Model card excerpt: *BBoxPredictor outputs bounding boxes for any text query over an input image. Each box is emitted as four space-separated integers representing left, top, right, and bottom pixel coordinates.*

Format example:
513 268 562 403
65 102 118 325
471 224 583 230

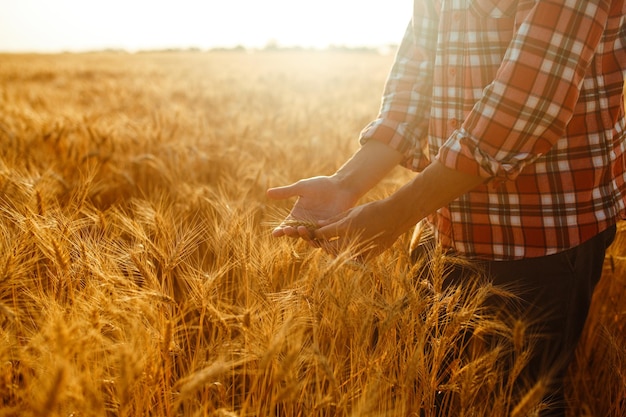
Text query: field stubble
0 51 623 416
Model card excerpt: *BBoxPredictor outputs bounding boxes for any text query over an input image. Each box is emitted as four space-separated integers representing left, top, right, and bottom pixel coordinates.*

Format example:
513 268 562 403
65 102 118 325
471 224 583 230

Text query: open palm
266 176 358 239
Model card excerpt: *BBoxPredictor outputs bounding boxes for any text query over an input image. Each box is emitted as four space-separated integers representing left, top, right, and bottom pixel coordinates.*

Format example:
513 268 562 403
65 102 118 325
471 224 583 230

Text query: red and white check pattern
360 0 626 260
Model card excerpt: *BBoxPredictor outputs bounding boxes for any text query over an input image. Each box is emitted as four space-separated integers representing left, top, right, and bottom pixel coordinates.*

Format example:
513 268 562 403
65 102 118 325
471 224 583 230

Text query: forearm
311 160 484 257
332 140 404 201
383 160 485 233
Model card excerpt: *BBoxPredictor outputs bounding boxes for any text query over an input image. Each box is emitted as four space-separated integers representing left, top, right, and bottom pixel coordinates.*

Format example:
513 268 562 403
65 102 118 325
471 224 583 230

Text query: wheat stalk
0 51 621 417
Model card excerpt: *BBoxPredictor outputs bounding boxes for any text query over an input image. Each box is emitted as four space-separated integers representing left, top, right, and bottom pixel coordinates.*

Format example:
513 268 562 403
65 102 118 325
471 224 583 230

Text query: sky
0 0 412 53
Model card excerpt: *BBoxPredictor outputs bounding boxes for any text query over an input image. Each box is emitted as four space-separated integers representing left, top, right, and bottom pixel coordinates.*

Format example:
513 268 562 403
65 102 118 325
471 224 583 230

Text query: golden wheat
0 51 623 417
280 218 320 231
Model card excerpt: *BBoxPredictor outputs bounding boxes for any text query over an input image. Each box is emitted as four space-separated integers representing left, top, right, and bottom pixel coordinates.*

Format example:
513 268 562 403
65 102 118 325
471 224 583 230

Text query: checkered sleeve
359 2 439 171
437 0 614 181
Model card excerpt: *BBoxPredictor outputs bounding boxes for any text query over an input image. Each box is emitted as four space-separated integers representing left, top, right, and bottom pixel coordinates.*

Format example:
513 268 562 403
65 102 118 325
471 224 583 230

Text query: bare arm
313 160 484 258
332 140 404 198
385 160 485 232
267 140 404 238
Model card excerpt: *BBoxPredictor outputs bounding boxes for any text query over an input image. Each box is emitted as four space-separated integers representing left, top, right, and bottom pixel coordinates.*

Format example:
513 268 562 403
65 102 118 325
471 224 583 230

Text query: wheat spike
281 218 320 230
511 379 547 417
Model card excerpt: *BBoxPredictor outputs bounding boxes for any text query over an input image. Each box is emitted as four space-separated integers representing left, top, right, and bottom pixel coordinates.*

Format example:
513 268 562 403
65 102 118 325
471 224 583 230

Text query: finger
271 223 299 238
313 209 348 239
304 230 323 249
273 216 317 238
281 225 303 239
313 222 342 241
317 212 345 227
266 182 300 200
272 228 302 239
296 225 316 241
311 222 343 255
271 227 286 238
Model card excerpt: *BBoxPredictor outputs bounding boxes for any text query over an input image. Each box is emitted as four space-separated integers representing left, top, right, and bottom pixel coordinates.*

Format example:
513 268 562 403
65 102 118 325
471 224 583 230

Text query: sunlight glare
0 0 412 52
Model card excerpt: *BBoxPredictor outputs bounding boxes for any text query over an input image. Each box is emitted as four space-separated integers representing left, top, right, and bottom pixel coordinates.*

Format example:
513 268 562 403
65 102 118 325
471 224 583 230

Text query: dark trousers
415 225 617 416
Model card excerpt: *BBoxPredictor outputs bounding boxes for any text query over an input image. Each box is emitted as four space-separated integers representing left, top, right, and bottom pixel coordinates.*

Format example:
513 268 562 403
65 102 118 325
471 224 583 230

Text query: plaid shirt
360 0 626 260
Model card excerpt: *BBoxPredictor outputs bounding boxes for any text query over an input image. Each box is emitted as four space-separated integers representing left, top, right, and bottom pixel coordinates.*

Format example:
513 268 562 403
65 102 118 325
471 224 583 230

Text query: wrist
380 183 427 236
332 140 404 200
329 172 364 204
326 174 362 209
387 161 485 231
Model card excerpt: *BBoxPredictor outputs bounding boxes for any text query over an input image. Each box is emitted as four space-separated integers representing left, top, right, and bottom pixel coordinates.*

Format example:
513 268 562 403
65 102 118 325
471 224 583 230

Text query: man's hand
313 161 485 260
266 140 404 248
313 198 407 260
266 176 358 241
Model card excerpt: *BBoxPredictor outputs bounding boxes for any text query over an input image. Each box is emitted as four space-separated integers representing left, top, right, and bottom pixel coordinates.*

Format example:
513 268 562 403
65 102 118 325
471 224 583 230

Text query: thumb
313 213 346 240
266 182 301 200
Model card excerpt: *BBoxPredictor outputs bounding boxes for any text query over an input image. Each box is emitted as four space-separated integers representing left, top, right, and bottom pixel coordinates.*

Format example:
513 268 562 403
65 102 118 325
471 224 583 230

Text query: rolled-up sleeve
437 0 613 181
359 3 439 171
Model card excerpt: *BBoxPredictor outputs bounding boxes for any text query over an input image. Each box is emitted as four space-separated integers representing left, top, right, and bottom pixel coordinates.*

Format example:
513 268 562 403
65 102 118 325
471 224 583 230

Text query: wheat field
0 51 624 417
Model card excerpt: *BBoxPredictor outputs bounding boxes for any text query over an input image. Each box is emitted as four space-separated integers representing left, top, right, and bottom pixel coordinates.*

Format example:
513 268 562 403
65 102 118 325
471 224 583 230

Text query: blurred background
0 0 411 53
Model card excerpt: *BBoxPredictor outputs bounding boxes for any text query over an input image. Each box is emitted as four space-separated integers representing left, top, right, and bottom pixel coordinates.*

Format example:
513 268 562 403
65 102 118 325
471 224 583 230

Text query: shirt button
449 68 456 77
449 118 459 129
